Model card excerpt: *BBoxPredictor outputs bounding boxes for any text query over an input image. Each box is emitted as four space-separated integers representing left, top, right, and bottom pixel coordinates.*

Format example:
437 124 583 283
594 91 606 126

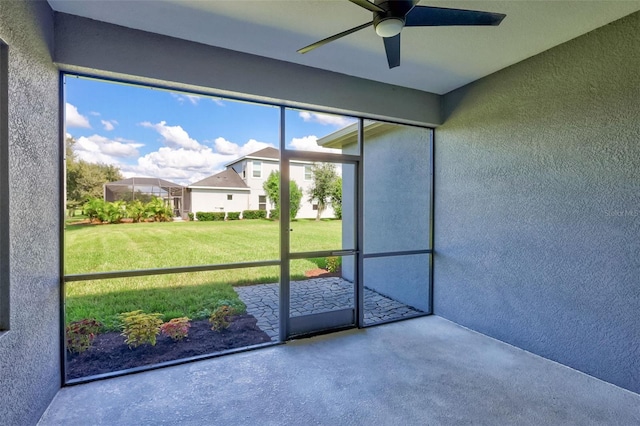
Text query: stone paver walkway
234 277 424 340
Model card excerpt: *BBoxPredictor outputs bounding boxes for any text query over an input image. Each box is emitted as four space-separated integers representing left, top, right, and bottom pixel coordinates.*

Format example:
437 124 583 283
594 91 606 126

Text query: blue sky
64 76 354 184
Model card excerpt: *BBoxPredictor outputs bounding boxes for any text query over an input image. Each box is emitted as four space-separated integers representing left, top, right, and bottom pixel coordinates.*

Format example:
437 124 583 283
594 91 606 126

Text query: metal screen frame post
356 119 365 327
279 106 290 341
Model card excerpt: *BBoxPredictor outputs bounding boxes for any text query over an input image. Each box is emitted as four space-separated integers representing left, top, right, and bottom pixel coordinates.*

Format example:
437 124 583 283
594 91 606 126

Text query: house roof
317 122 396 148
225 146 279 167
189 169 249 189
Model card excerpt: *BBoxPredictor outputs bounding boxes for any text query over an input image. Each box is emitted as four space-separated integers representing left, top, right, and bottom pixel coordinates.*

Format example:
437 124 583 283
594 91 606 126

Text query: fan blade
405 6 506 27
348 0 385 13
298 21 373 54
387 0 417 16
383 34 400 69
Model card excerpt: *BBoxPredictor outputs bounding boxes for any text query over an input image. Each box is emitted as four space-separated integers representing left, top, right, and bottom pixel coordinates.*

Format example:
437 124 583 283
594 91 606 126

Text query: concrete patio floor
39 316 640 425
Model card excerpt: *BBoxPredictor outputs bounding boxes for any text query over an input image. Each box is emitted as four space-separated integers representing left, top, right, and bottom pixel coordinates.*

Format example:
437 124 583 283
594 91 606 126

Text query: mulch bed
304 268 342 278
66 314 271 380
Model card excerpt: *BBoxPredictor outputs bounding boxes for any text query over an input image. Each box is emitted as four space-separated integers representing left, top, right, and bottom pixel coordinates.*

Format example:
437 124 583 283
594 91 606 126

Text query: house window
252 160 262 178
259 195 267 211
227 194 233 201
312 204 318 211
0 41 8 331
304 165 312 181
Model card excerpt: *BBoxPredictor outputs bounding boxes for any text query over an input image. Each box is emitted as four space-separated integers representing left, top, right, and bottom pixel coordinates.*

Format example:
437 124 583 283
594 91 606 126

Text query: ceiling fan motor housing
373 0 415 37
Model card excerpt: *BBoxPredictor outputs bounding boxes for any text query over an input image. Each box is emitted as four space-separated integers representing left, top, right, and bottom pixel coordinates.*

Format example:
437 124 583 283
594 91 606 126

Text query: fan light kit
298 0 506 69
375 17 404 37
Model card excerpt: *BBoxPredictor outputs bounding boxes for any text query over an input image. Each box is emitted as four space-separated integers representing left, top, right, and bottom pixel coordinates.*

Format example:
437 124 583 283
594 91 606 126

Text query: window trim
0 40 9 332
252 160 262 178
304 164 312 181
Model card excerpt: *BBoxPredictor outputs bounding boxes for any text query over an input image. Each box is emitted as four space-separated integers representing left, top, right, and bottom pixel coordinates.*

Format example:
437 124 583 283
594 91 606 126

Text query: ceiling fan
298 0 506 69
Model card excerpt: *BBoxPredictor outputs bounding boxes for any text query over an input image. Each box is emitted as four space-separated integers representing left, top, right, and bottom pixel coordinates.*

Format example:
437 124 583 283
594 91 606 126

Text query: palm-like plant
126 200 146 223
145 197 173 222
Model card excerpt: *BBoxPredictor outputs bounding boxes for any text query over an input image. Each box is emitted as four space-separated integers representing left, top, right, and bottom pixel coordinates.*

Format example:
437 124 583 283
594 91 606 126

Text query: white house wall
190 189 249 216
246 159 278 211
292 161 335 219
227 158 335 219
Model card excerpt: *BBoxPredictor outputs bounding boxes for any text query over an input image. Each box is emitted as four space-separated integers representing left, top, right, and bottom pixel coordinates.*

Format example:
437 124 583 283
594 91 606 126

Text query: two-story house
187 147 334 219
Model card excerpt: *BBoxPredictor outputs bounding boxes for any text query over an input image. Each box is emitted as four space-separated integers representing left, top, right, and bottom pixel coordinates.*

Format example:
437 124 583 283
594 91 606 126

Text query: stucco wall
0 1 60 424
435 12 640 393
340 124 431 313
362 125 431 311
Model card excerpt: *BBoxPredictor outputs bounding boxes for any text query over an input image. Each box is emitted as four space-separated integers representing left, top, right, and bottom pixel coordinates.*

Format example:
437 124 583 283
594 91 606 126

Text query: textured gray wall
53 13 441 127
435 12 640 393
340 125 431 313
362 125 431 311
0 1 61 425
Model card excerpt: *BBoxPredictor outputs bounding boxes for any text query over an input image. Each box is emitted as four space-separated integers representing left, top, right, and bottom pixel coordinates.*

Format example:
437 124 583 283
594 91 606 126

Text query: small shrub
326 256 340 273
127 200 146 223
269 209 279 220
195 211 224 221
66 318 102 354
188 212 194 221
160 317 191 341
209 305 235 331
242 210 267 220
195 212 210 221
145 197 173 222
83 198 107 222
118 310 164 348
227 211 241 221
103 200 127 224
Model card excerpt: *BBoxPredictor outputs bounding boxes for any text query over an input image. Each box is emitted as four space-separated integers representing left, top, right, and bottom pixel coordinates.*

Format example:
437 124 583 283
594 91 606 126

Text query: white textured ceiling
47 0 640 94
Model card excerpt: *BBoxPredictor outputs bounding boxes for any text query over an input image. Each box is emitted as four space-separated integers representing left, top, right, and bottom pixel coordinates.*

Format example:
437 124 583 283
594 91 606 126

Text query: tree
263 170 280 209
307 163 338 220
66 135 124 213
289 181 303 219
263 171 303 220
331 177 342 220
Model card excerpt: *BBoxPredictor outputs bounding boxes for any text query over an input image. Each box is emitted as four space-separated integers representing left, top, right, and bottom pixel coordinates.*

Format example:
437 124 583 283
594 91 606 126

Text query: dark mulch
304 268 342 278
66 314 271 380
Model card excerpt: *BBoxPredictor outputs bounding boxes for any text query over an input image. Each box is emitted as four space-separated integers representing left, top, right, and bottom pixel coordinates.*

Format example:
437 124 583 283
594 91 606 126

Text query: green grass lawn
65 219 342 330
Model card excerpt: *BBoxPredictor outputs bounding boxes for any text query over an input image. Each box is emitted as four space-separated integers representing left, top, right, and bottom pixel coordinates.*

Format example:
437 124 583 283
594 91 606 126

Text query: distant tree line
66 135 123 215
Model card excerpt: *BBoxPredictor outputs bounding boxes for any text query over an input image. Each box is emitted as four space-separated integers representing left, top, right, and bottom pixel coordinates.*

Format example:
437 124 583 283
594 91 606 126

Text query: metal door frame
278 109 363 340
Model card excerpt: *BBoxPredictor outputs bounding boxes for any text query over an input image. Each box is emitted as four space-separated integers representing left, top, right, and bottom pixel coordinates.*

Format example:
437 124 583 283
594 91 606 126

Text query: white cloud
213 137 240 155
212 98 225 106
214 137 273 156
119 136 275 185
73 134 142 165
171 93 201 105
101 119 118 131
239 139 273 156
299 111 356 128
89 111 101 116
289 135 340 153
125 145 237 184
140 121 202 151
65 103 91 128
